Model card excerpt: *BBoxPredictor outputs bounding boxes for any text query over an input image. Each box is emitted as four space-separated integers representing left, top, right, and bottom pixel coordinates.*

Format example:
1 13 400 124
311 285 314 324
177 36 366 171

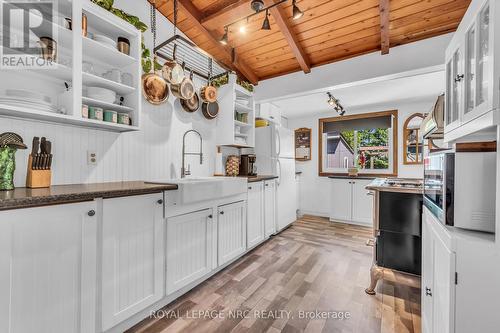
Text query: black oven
423 151 455 226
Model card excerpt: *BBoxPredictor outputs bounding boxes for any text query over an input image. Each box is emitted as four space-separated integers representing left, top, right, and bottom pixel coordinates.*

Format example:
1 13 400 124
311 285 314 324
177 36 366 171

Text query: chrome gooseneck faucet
181 130 203 178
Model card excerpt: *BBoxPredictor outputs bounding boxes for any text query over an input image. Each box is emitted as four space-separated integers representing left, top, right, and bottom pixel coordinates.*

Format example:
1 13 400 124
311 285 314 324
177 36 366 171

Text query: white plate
5 89 51 103
93 34 116 48
0 96 54 107
0 101 58 113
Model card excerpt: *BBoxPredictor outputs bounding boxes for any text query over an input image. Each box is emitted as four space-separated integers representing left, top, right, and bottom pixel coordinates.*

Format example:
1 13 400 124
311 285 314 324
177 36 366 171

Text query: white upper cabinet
101 193 165 331
444 0 499 141
0 202 97 333
258 102 282 126
216 74 256 147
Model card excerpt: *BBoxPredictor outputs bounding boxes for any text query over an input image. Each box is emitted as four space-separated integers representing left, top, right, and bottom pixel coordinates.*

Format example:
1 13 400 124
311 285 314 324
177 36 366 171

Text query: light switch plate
87 151 97 165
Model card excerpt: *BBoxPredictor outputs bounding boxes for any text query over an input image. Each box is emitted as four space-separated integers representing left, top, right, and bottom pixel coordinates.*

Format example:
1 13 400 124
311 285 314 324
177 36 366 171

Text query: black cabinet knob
87 210 95 217
220 211 224 215
248 187 252 190
425 287 432 296
157 199 164 205
208 214 213 219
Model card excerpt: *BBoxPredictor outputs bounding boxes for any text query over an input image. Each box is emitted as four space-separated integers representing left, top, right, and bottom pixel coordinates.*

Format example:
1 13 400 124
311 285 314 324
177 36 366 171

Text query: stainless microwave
424 150 496 233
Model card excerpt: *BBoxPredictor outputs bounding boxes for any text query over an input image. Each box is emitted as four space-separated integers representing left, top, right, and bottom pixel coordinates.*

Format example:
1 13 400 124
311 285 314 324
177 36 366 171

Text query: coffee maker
240 154 257 176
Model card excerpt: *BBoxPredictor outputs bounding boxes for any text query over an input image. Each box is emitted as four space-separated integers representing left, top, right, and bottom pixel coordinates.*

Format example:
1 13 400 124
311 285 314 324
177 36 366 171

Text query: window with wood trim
318 110 398 177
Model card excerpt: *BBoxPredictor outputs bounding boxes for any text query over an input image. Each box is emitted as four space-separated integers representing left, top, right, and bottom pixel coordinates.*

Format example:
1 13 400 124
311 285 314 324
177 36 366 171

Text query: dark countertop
246 175 279 183
0 181 178 211
328 175 376 180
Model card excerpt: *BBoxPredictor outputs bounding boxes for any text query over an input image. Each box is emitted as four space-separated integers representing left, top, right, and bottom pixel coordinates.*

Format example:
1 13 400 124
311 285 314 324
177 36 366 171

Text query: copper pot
200 81 217 103
171 68 195 100
142 56 169 105
161 44 183 85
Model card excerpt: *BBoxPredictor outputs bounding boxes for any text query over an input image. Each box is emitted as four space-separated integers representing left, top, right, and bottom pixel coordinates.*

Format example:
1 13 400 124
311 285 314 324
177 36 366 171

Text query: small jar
103 110 117 123
117 113 129 125
117 37 130 55
82 104 89 118
89 107 103 121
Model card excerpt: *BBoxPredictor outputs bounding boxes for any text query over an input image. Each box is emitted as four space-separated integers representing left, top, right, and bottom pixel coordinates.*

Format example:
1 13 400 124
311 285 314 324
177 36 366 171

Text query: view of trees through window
327 128 390 170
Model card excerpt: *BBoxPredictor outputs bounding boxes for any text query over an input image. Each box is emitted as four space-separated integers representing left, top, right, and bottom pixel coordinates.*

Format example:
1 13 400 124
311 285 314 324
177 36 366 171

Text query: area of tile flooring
127 215 421 333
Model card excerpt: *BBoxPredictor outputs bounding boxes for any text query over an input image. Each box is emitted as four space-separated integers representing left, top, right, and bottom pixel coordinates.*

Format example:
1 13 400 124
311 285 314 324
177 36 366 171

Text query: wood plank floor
127 215 421 333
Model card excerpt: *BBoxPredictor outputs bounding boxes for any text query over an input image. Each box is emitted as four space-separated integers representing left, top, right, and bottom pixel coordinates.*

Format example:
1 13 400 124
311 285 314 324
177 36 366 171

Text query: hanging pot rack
155 35 230 81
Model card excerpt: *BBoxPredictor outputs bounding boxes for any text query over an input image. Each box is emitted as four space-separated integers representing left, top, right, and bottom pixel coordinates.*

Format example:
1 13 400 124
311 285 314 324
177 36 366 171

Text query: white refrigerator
254 125 297 232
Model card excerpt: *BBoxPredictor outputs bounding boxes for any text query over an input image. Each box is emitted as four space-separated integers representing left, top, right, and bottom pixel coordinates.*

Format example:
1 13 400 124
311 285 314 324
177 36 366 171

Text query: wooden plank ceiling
151 0 471 84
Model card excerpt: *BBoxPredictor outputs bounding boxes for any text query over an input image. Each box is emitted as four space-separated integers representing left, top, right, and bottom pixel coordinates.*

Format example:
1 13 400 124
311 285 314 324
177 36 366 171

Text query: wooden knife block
26 155 51 188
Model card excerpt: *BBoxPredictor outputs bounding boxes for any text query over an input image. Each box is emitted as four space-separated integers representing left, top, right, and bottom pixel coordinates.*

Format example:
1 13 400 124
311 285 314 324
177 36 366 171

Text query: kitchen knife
40 137 47 170
31 137 40 170
46 141 52 170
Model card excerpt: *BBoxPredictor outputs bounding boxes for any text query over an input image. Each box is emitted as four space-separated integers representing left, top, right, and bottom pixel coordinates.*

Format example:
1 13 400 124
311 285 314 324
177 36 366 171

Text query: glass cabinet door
476 4 489 106
465 26 476 115
451 48 462 124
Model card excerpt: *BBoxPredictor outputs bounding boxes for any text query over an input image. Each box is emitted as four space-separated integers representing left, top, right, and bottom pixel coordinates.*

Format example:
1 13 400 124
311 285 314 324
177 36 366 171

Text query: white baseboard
329 217 372 227
299 210 330 218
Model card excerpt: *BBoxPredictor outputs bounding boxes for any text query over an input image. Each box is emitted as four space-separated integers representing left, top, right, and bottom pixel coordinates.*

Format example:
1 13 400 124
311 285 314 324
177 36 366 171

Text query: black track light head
292 0 304 20
261 10 271 30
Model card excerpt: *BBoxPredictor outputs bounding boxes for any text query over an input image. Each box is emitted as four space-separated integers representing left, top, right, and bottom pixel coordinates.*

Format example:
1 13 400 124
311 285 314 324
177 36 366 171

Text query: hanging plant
91 0 152 73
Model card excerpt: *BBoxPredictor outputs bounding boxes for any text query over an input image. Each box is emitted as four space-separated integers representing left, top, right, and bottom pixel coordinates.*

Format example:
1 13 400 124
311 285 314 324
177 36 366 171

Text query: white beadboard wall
0 95 218 187
0 0 220 187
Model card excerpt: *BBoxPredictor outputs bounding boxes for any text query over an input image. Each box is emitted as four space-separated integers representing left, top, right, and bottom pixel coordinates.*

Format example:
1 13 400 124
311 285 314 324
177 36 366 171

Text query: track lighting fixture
220 27 228 45
261 10 271 30
327 92 346 116
251 0 265 13
292 0 304 20
220 0 306 46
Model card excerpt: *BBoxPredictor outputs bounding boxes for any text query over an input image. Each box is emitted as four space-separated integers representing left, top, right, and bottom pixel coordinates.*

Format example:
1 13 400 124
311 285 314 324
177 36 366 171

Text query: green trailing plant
211 72 254 93
91 0 153 73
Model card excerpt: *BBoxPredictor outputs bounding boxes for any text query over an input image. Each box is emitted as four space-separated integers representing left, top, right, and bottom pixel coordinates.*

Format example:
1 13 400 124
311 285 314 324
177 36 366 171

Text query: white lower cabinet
247 182 265 248
330 178 373 225
166 208 214 295
0 202 97 333
101 194 165 331
422 214 456 333
264 180 277 237
217 201 247 266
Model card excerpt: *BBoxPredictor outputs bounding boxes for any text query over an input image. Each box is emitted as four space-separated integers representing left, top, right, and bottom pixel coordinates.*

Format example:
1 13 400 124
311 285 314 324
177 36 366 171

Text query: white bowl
93 34 116 48
86 87 116 103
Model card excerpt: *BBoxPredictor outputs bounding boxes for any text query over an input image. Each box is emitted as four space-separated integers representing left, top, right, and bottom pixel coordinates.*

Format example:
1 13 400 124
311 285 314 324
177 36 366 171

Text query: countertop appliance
424 149 496 233
421 94 444 139
239 154 257 176
254 124 297 232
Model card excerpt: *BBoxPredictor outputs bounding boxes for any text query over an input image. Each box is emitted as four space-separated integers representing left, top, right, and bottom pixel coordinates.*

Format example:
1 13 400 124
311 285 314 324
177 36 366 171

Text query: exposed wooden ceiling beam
268 1 311 73
379 0 390 55
151 0 259 84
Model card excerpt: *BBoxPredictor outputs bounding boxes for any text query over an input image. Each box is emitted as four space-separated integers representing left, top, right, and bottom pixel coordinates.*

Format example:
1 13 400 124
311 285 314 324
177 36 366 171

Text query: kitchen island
365 178 423 295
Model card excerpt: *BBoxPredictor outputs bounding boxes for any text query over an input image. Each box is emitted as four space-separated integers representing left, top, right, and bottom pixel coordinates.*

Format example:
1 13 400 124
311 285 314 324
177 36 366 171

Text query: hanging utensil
200 59 218 103
142 2 169 105
180 71 200 112
171 66 195 100
201 100 219 119
161 0 183 84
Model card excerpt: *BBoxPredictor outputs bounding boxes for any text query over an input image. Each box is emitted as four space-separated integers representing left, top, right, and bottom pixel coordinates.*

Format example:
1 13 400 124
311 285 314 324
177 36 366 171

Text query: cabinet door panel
166 209 213 295
264 181 276 237
351 179 373 225
330 179 352 222
421 215 434 333
102 194 164 331
218 201 246 266
0 202 96 333
432 231 456 333
247 183 264 248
